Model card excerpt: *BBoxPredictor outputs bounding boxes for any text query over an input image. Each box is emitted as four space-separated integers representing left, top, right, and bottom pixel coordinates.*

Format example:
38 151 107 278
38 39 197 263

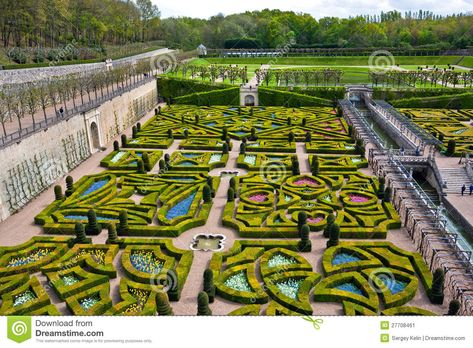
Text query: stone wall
0 79 157 221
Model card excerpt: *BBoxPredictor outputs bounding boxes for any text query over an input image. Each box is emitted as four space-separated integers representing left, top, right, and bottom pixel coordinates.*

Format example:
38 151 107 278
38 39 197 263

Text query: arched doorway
244 95 255 106
90 122 100 149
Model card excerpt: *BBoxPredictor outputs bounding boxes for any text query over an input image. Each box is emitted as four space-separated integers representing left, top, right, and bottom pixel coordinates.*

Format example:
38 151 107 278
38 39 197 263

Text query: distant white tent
197 44 207 56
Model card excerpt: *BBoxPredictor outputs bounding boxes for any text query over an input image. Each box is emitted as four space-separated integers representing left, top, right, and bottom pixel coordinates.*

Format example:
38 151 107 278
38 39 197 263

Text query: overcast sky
155 0 473 19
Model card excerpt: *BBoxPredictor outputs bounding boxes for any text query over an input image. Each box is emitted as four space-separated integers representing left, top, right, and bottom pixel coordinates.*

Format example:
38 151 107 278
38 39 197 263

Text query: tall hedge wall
173 87 240 106
269 86 345 100
157 77 232 101
258 87 334 107
390 92 473 109
373 88 473 101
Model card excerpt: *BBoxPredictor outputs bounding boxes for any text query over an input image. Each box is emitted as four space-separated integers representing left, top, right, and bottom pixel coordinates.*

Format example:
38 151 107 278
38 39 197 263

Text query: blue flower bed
13 290 36 307
276 278 303 300
179 161 197 166
336 282 364 296
130 250 163 274
224 272 252 292
182 153 201 159
81 179 108 196
166 192 197 220
80 294 100 311
383 278 407 295
332 253 361 266
7 248 52 267
64 215 116 221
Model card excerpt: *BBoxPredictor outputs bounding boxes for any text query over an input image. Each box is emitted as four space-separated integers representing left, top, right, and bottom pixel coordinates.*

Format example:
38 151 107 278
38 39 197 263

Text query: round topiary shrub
197 291 212 316
136 122 141 131
447 299 460 315
446 139 456 156
113 140 119 151
121 134 127 147
323 213 335 238
240 143 246 154
158 159 166 173
132 126 137 138
297 211 307 233
305 131 312 142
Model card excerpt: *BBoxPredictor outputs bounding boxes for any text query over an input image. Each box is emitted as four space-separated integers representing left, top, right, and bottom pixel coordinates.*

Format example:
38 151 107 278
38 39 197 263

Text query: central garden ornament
190 234 226 252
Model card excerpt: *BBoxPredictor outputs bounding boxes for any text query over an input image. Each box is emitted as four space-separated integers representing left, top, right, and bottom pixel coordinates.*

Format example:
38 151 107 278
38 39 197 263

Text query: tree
447 299 460 315
323 213 335 238
430 268 444 304
86 209 101 235
298 224 312 252
65 176 74 197
54 185 63 200
75 222 87 244
446 139 456 156
118 210 128 235
136 0 161 41
197 291 212 315
326 223 340 248
203 269 215 303
297 211 307 233
107 223 119 244
156 292 174 316
203 185 212 203
311 156 319 176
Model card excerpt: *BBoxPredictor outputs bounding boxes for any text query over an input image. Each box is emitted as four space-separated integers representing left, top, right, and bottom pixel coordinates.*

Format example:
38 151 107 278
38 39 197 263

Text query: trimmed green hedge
391 92 473 109
157 76 231 100
259 87 334 107
174 87 240 105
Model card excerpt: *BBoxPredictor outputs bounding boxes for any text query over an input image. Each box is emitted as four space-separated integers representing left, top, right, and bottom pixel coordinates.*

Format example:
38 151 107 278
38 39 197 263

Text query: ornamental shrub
288 131 295 143
86 209 101 235
297 211 307 233
221 127 228 140
446 139 456 156
378 177 385 199
305 131 311 142
227 188 235 202
156 292 174 316
240 143 246 154
142 153 151 171
107 223 119 244
137 159 145 174
292 159 300 175
229 177 236 190
301 117 307 126
384 187 392 202
326 223 340 248
137 122 141 131
183 129 189 138
75 222 87 244
323 213 335 238
118 210 128 235
158 159 166 172
203 185 212 203
203 269 215 303
132 126 137 138
113 140 119 151
298 224 312 252
447 299 460 315
65 176 74 197
197 292 212 315
121 134 127 147
167 129 173 139
54 185 63 200
311 156 319 176
430 268 445 304
222 143 229 154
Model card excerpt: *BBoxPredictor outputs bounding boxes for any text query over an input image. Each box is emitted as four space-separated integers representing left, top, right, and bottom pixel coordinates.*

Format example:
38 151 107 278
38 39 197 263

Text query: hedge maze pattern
0 105 443 316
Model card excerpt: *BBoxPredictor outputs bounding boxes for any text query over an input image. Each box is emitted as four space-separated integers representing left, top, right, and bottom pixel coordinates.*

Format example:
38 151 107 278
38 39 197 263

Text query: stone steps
439 167 473 194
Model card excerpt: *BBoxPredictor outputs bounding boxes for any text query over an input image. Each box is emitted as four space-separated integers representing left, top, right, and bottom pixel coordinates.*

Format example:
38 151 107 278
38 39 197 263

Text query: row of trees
0 58 156 136
160 9 473 50
0 0 160 48
370 70 473 88
176 64 248 84
255 68 344 87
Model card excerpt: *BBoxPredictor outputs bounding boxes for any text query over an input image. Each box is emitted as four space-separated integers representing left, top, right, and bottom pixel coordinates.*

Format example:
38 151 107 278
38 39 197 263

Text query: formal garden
0 104 451 316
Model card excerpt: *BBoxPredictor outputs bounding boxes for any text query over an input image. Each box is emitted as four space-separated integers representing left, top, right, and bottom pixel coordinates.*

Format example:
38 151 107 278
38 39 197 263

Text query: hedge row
258 87 334 107
390 92 473 109
157 76 231 100
173 87 240 106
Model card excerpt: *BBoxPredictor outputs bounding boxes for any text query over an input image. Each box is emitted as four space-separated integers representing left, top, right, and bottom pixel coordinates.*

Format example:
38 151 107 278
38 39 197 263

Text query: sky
155 0 473 19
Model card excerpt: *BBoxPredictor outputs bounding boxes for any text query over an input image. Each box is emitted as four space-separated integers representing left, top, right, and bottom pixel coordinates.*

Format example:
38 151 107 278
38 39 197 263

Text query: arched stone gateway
244 94 255 106
90 122 100 149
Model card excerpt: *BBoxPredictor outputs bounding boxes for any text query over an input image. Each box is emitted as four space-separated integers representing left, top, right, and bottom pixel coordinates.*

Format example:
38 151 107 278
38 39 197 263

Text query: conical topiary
137 159 145 174
86 209 101 235
326 223 340 248
75 222 87 244
323 213 335 238
297 211 307 234
430 268 445 304
447 299 460 315
65 176 74 197
54 185 63 200
107 223 119 244
118 210 128 235
156 292 174 316
197 291 212 315
227 188 235 202
113 140 120 151
203 185 212 203
298 224 312 252
142 152 151 171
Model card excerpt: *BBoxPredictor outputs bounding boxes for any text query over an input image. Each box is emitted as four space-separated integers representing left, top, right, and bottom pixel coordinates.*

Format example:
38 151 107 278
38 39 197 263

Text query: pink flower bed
293 178 318 186
307 216 323 224
349 194 369 203
248 194 268 202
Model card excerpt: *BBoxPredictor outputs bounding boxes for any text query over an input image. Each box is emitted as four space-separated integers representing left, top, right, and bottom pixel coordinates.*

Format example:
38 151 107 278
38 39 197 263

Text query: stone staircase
439 167 473 194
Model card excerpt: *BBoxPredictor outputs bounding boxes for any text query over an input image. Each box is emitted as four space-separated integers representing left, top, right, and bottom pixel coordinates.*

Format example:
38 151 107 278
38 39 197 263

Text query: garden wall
0 80 158 222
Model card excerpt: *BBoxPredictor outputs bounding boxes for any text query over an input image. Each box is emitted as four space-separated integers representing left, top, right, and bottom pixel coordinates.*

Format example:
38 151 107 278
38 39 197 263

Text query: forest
0 1 472 51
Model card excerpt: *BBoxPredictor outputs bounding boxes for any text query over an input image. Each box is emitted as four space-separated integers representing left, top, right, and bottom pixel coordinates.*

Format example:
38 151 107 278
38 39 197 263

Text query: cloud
155 0 473 19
